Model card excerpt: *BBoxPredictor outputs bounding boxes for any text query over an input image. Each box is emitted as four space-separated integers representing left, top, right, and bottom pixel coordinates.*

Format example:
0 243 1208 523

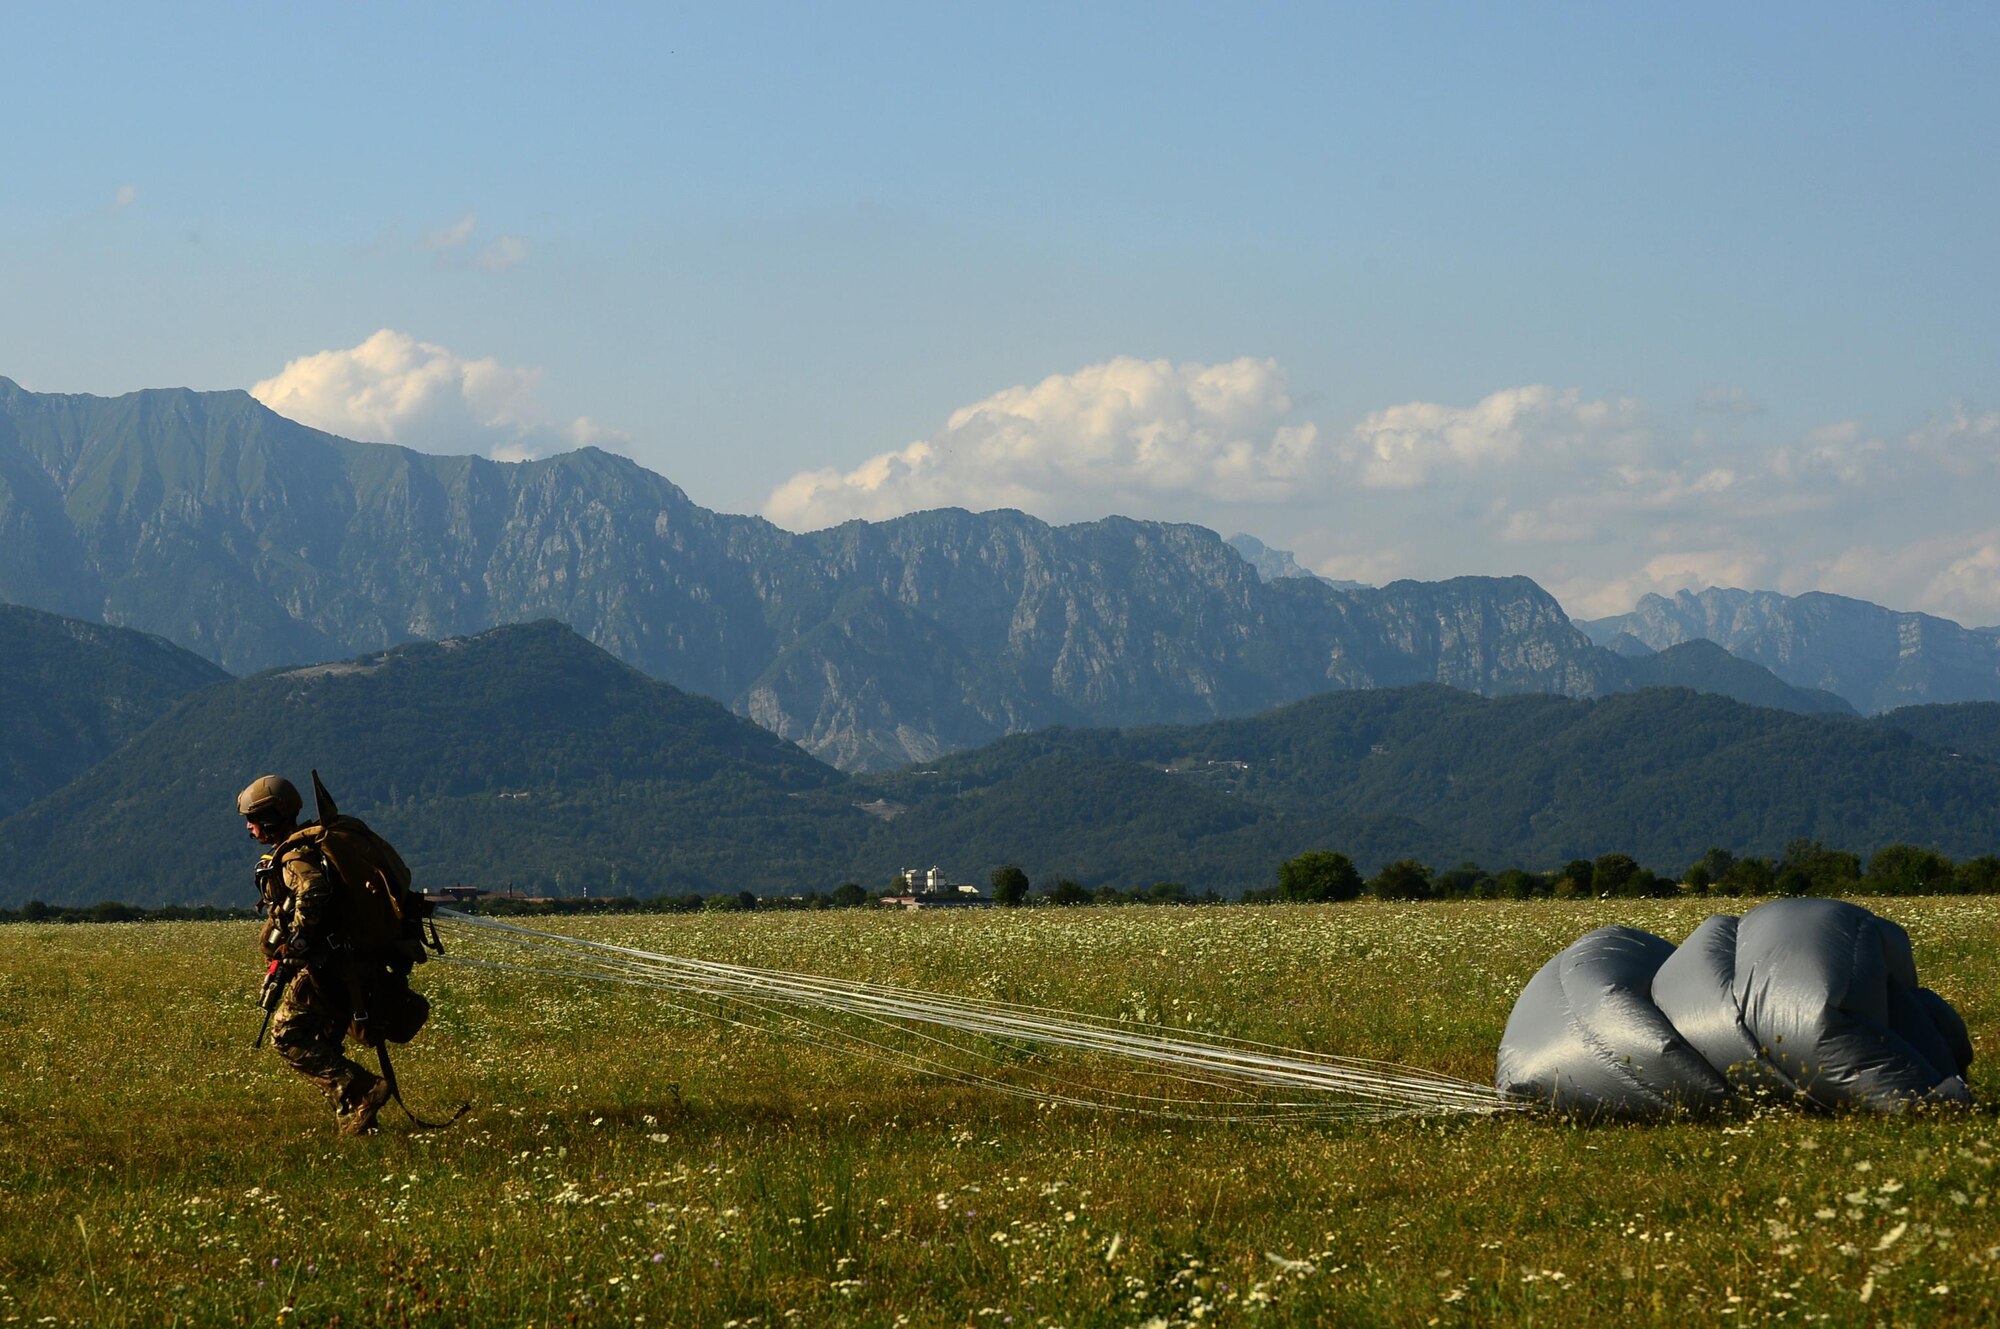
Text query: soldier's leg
270 970 378 1118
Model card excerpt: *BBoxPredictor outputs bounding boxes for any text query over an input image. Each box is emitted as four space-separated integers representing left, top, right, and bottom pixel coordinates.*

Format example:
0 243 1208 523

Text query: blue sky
5 3 1997 621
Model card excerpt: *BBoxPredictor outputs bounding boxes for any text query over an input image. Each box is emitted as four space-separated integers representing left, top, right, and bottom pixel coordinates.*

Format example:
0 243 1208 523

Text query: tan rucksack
276 771 435 957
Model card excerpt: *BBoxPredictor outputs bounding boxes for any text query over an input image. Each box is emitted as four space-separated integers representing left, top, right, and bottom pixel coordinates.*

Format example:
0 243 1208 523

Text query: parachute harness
434 909 1521 1123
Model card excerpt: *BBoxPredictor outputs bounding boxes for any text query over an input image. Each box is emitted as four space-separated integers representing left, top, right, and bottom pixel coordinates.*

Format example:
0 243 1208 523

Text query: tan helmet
236 775 302 823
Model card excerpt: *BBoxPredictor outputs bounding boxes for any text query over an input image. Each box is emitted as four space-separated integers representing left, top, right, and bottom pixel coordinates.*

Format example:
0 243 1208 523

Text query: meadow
5 899 2000 1327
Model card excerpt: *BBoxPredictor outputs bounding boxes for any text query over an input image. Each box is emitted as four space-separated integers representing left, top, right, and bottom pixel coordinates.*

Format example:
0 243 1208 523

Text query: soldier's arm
281 853 338 953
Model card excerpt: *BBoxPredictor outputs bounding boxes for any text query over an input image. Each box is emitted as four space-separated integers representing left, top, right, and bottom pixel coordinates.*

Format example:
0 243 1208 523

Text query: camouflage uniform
260 841 384 1127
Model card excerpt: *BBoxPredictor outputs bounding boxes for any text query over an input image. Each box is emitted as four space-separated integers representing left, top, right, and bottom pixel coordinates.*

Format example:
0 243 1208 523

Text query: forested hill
0 378 1846 770
0 603 229 817
1876 701 2000 764
0 620 856 908
2 619 1993 906
848 685 2000 887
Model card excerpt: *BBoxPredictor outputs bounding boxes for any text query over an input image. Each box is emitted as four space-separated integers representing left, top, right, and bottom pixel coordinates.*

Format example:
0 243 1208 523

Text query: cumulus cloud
1345 385 1645 489
1805 527 2000 627
765 354 2000 626
249 330 624 461
764 356 1321 530
1466 401 2000 624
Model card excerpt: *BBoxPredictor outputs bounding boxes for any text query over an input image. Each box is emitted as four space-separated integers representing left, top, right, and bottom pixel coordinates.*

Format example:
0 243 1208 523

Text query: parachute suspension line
435 910 1522 1123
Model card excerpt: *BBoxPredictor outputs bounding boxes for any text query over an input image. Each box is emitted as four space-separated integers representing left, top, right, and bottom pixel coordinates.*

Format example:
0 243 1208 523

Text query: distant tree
1592 853 1641 897
1682 847 1735 895
1496 868 1542 900
1777 839 1862 897
1093 883 1127 905
830 881 868 908
1553 858 1595 899
990 864 1031 907
1954 856 2000 894
1146 880 1189 904
1865 844 1954 895
1718 856 1774 896
1368 859 1433 901
1433 862 1497 899
1045 878 1092 906
1276 850 1364 902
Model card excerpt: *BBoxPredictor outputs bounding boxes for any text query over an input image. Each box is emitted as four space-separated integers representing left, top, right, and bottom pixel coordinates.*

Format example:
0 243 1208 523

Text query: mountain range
1 377 1864 770
2 621 1995 908
1580 588 2000 715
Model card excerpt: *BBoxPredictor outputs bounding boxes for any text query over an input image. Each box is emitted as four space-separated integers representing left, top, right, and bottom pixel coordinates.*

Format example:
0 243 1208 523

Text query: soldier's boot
340 1074 393 1137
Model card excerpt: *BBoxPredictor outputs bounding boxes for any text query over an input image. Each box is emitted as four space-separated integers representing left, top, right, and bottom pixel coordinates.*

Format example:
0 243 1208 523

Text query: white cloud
1552 548 1779 621
764 356 1321 530
1344 385 1644 489
473 235 529 271
112 184 139 210
1806 528 2000 627
424 213 478 250
249 330 624 461
771 354 2000 626
1926 539 2000 626
418 213 529 271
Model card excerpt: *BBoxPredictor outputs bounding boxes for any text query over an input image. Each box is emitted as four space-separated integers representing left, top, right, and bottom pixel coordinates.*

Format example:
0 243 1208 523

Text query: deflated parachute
1496 898 1973 1119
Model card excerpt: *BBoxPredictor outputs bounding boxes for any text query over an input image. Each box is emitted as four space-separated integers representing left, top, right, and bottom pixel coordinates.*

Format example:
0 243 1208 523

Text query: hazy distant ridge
1580 587 2000 714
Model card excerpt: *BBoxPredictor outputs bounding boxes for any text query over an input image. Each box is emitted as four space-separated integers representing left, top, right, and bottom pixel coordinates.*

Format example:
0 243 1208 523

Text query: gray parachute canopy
1496 898 1973 1119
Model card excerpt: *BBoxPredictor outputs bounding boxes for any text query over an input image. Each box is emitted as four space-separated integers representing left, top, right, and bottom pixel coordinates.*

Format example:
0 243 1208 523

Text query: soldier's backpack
278 770 439 960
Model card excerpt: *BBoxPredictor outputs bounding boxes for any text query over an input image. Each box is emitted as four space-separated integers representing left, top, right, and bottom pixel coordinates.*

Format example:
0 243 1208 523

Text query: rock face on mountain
0 378 1843 768
1580 588 2000 715
0 603 230 817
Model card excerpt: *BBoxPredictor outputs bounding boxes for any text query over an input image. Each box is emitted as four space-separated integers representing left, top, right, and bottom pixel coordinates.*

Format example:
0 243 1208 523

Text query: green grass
6 900 2000 1327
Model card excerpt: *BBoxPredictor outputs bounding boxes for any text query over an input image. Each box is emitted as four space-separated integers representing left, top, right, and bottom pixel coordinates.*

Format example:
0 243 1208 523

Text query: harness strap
373 1040 470 1131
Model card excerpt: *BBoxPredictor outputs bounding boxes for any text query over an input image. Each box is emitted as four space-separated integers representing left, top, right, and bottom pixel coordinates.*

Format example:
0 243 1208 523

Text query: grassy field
5 899 2000 1327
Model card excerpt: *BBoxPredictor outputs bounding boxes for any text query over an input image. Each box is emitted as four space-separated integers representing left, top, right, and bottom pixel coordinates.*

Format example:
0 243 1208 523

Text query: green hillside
1876 701 2000 764
0 621 858 907
5 627 1996 907
0 603 229 817
851 686 2000 887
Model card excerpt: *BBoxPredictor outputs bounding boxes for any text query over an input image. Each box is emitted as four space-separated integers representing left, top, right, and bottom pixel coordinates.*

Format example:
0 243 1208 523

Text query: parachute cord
433 910 1522 1122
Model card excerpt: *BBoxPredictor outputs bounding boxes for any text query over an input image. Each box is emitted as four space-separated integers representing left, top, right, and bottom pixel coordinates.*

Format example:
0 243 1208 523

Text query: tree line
1248 840 2000 903
5 839 1995 924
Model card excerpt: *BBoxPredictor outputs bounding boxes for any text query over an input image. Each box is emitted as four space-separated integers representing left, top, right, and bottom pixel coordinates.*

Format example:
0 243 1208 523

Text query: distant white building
882 865 989 910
